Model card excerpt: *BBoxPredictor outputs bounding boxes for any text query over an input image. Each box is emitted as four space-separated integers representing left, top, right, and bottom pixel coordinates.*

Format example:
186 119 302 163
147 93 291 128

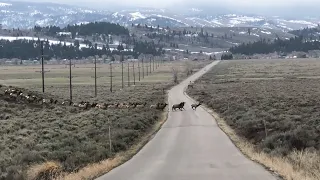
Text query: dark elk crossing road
97 60 276 180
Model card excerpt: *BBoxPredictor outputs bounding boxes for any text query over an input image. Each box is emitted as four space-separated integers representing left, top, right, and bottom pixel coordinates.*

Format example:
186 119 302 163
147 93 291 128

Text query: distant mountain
0 1 319 31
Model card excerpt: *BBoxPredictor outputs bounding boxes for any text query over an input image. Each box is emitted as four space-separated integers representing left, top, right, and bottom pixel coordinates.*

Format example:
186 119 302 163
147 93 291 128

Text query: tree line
0 38 164 60
229 36 320 55
34 22 129 38
289 26 320 39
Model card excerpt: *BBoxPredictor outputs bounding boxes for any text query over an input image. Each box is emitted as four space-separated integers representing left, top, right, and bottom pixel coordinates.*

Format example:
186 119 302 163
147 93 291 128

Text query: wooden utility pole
34 41 49 93
94 56 97 97
69 59 73 101
121 61 124 88
146 58 148 76
41 41 45 93
142 58 144 78
153 58 154 71
133 62 136 85
149 57 152 74
127 62 130 87
110 63 113 92
138 61 141 81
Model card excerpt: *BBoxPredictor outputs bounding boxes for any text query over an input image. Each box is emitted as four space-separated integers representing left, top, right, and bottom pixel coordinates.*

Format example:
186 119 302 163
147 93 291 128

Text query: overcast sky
8 0 319 17
13 0 319 9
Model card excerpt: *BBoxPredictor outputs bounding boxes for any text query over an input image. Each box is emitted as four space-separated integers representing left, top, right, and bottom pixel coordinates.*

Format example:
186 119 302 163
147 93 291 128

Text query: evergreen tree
0 38 164 60
229 35 320 55
221 53 233 60
33 22 129 37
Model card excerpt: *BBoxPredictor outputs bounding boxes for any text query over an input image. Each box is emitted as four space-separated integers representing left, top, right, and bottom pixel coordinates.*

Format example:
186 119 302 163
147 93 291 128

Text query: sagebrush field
187 59 320 180
0 60 210 180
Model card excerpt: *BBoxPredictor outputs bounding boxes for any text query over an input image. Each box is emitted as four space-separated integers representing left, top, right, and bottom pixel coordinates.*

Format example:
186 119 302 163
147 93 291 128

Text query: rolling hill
0 0 319 31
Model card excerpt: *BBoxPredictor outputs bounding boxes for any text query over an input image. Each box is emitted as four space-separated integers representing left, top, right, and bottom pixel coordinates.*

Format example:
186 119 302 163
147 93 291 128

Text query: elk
108 103 119 108
43 98 54 104
79 102 89 109
150 103 159 109
172 102 185 111
191 102 201 110
156 103 168 111
129 102 137 108
118 103 129 109
136 102 147 108
96 103 108 109
91 102 98 108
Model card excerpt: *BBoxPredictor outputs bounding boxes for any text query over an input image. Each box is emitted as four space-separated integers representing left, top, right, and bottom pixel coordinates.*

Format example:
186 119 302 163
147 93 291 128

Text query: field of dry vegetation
0 60 210 180
187 59 320 180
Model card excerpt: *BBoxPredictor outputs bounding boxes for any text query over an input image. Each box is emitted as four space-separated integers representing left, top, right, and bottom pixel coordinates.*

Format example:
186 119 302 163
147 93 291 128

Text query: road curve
97 60 276 180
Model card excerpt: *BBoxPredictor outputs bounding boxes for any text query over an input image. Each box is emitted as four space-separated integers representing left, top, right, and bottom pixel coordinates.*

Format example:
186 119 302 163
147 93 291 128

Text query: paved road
97 61 276 180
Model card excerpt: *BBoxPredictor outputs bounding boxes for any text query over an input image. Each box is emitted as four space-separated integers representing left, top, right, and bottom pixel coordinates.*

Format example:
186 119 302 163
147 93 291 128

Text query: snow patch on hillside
31 10 42 16
235 16 264 22
229 20 241 25
112 12 124 18
0 36 87 49
155 14 189 26
190 8 202 12
0 2 12 7
287 20 316 25
129 12 146 21
0 36 132 51
261 30 271 34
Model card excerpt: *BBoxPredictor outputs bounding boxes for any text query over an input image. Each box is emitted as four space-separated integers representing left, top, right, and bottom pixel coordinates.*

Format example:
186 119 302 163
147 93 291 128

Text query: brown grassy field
0 60 195 101
187 59 320 180
0 60 211 180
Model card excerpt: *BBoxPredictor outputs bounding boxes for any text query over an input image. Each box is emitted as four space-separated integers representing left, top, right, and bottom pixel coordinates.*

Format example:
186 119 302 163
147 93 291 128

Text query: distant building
127 58 138 62
57 32 72 38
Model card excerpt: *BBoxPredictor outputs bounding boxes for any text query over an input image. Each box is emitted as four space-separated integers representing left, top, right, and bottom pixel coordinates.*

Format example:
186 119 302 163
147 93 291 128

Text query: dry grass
187 59 320 180
27 162 62 180
209 110 319 180
0 60 211 180
0 60 208 101
58 109 168 180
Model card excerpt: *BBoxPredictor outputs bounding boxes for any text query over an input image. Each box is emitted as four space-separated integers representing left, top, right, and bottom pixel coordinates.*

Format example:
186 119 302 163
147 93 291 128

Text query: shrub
27 161 62 180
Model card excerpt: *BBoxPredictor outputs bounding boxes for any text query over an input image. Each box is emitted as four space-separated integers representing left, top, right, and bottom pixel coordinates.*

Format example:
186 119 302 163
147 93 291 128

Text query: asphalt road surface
97 60 276 180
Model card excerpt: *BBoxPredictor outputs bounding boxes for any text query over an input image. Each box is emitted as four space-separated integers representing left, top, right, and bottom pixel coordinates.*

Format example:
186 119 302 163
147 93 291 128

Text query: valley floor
0 60 210 180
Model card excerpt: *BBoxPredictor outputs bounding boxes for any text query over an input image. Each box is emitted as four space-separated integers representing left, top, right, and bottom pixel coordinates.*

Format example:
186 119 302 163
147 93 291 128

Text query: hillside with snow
0 1 319 31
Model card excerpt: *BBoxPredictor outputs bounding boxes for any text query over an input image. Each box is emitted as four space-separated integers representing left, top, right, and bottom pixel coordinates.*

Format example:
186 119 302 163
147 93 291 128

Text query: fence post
263 119 268 139
108 117 112 153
